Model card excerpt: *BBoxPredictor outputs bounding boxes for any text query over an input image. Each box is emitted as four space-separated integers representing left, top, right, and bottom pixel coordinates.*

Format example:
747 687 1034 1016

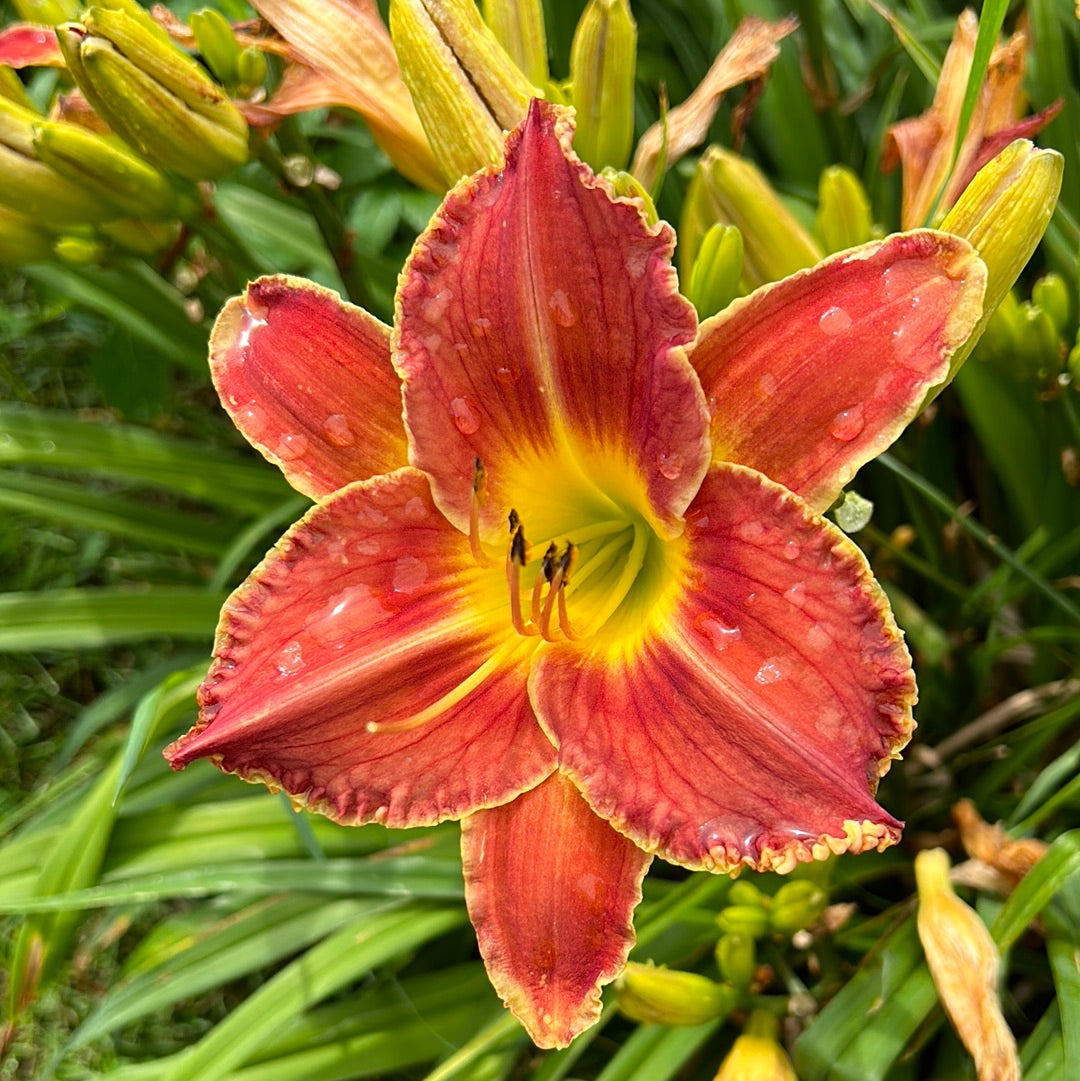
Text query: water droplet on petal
421 288 453 322
743 591 758 607
450 396 480 435
829 404 865 442
392 555 428 593
275 639 304 678
656 450 684 479
786 581 807 607
39 440 56 454
423 332 442 352
548 289 577 327
236 309 267 351
806 623 831 651
403 496 427 521
755 657 787 684
737 519 765 541
783 539 801 560
694 613 742 651
237 402 268 437
698 814 763 854
276 432 308 461
818 305 852 335
756 372 778 398
470 316 492 339
322 413 354 446
495 365 520 384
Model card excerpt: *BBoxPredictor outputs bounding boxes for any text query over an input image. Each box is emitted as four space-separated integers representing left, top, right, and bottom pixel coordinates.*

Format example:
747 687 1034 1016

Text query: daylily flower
166 101 985 1048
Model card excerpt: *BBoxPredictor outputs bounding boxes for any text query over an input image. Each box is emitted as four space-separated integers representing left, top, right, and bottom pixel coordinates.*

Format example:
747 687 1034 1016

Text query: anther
506 523 536 636
532 542 557 626
540 543 576 641
469 457 490 565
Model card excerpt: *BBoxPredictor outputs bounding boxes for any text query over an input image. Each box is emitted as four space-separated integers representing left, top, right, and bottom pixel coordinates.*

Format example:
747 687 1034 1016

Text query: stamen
532 542 557 627
469 457 490 565
365 644 513 734
540 543 576 642
556 545 580 640
506 521 537 637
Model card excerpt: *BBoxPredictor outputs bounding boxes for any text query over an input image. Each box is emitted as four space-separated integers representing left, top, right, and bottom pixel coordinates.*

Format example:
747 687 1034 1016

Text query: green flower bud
599 166 657 225
1015 301 1062 381
190 8 242 86
54 233 108 264
11 0 79 23
390 0 540 184
100 216 180 255
616 962 737 1026
686 223 743 319
714 932 756 991
57 6 248 180
1032 273 1071 335
1067 344 1080 384
235 46 267 93
481 0 548 87
0 205 54 266
939 139 1063 384
33 120 185 220
728 880 766 907
569 0 636 171
715 904 771 939
770 880 827 934
682 146 823 290
816 164 874 254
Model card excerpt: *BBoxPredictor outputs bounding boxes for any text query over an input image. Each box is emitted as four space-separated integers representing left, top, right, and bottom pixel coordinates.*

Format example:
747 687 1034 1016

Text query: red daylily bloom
166 101 985 1047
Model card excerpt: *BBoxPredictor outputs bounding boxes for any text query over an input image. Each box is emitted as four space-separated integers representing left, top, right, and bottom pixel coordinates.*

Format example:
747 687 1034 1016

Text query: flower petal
396 99 709 538
693 231 985 512
0 25 63 68
211 275 409 500
531 463 914 874
461 772 651 1048
165 469 556 826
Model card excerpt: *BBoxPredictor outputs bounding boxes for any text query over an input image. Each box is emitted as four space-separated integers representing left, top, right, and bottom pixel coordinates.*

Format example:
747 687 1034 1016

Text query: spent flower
166 102 985 1047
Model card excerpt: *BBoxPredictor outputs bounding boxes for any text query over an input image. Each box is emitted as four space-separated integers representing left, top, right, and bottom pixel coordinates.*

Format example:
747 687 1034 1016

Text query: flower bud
915 849 1020 1081
0 205 53 265
728 880 766 907
11 0 79 22
54 232 108 264
100 216 180 255
57 5 249 180
189 7 243 86
32 119 185 220
481 0 548 87
686 223 743 319
0 96 116 223
1015 301 1062 381
599 166 657 225
770 880 827 935
715 903 771 939
235 46 267 93
616 962 737 1026
682 146 823 290
938 139 1063 383
390 0 539 184
713 1011 798 1081
815 164 874 254
569 0 635 171
714 932 755 991
1031 273 1070 335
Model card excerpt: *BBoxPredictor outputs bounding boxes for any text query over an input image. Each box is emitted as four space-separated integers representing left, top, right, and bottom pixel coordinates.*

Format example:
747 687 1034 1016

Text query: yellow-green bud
0 66 35 109
0 97 116 223
235 46 268 93
481 0 548 87
728 880 766 907
190 8 242 87
816 164 874 254
0 205 54 266
1067 344 1080 384
1032 273 1070 335
390 0 540 184
976 290 1020 368
714 932 756 991
569 0 636 171
100 217 180 255
57 7 248 180
682 146 823 290
616 962 737 1026
686 223 743 319
54 233 108 264
1015 301 1062 381
11 0 79 22
715 904 771 939
33 120 184 220
599 166 657 225
939 139 1063 384
770 880 828 934
713 1011 798 1081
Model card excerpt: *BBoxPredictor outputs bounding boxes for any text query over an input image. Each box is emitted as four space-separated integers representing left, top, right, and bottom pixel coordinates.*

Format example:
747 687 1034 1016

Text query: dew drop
322 413 354 446
698 813 763 853
275 639 304 678
470 316 492 339
276 432 309 461
783 539 801 560
756 372 778 398
694 613 742 652
754 657 787 684
450 396 480 435
237 402 268 437
656 450 684 480
829 404 865 442
353 537 381 556
403 496 427 521
236 309 267 351
743 591 758 607
786 581 807 607
392 555 428 593
0 433 13 449
39 439 56 454
548 288 577 327
422 332 442 352
818 305 852 335
737 519 765 541
358 506 388 528
495 365 520 384
421 288 452 322
806 623 831 651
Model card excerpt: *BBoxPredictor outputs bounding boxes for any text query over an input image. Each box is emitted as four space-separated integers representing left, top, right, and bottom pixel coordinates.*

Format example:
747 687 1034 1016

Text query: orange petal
532 463 913 874
166 470 556 826
461 772 651 1047
0 25 63 68
692 231 985 512
397 100 708 539
210 275 409 500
